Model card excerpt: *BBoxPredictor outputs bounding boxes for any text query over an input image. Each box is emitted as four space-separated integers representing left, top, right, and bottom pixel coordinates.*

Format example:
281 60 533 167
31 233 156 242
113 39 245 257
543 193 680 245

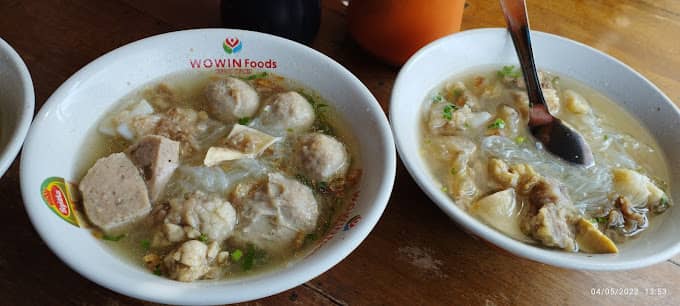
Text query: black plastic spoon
500 0 594 167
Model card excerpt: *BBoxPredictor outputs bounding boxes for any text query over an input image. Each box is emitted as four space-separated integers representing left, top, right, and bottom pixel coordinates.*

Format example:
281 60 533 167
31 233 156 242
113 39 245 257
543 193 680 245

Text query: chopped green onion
450 168 457 175
316 122 334 135
295 174 313 187
497 65 520 78
442 104 457 121
659 196 669 208
238 117 251 125
198 234 209 243
244 71 268 80
241 244 266 271
603 135 609 141
488 118 506 129
286 128 294 133
141 240 151 251
301 91 335 136
432 94 443 103
153 266 162 276
594 217 608 224
441 186 448 193
463 122 470 129
242 252 255 270
303 233 317 244
231 249 243 261
452 88 464 98
315 103 329 111
301 92 327 116
317 181 329 193
515 136 526 144
102 233 126 241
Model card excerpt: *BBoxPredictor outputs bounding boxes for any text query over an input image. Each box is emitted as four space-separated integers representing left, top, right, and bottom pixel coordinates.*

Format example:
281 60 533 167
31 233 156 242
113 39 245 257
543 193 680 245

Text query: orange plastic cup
347 0 466 66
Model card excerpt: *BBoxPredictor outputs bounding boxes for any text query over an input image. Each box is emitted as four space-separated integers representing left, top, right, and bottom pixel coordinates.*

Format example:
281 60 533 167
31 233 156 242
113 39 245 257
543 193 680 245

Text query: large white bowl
391 28 680 270
0 37 34 177
20 29 395 305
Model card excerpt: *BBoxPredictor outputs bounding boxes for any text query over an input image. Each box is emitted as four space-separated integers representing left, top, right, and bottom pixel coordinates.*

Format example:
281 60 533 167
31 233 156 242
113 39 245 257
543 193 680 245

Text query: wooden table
1 0 679 305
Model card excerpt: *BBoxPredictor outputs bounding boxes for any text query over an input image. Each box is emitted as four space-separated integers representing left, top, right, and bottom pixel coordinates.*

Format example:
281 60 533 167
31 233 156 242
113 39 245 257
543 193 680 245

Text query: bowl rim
390 27 680 271
19 28 396 304
0 37 34 178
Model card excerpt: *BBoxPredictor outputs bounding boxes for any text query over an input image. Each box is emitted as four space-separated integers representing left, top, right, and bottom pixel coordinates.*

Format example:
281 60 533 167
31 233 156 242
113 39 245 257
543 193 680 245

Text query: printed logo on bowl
343 215 361 231
40 177 80 227
189 36 278 74
223 37 242 54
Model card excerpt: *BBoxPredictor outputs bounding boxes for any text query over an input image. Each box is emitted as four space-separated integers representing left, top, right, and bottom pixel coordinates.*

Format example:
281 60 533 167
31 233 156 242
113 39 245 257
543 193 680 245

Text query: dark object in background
220 0 321 45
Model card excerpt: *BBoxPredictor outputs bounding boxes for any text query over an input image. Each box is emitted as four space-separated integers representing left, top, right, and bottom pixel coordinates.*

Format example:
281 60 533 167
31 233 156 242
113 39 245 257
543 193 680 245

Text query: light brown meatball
259 91 315 133
231 173 319 252
297 133 349 182
204 77 260 122
79 153 151 233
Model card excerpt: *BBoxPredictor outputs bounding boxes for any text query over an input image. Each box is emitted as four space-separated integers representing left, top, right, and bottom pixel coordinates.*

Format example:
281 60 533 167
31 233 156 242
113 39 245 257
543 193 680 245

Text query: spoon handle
499 0 547 108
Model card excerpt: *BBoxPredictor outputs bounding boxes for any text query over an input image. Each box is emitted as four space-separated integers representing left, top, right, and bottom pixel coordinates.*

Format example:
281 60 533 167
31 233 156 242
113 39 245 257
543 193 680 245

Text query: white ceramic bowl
0 37 34 177
20 29 395 305
391 28 680 270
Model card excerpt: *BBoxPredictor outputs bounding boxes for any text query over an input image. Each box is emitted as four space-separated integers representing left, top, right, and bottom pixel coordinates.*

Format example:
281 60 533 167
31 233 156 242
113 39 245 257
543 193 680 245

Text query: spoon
499 0 594 167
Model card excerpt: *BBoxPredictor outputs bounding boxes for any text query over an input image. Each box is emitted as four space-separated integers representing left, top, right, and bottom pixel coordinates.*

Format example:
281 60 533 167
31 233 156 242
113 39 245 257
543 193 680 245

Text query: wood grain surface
0 0 678 305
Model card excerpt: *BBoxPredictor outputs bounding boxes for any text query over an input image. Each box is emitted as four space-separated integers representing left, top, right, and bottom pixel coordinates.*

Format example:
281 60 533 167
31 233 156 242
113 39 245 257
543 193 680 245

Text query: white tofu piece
203 124 279 166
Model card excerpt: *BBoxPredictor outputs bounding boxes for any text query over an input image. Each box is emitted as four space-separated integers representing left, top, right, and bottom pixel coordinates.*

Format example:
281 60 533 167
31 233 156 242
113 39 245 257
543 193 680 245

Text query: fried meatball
162 240 210 282
156 191 237 245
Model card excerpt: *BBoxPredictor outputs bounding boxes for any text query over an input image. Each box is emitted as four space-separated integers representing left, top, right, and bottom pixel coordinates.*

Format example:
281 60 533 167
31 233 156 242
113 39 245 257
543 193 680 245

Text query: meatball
232 173 319 252
520 178 578 251
125 135 180 202
524 203 577 251
79 153 151 233
259 91 315 133
204 77 260 122
297 133 349 182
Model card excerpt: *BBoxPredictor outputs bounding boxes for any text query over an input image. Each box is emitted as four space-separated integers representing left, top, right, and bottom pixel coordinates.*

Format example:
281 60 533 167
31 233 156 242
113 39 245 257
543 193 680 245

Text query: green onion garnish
488 118 506 129
442 104 457 120
497 65 521 78
102 234 126 242
141 240 150 251
231 249 243 261
238 117 251 125
594 217 608 224
244 72 268 80
198 234 209 243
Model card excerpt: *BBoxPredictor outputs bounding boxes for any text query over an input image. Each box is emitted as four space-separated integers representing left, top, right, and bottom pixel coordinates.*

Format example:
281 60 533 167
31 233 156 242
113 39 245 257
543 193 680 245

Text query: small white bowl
391 28 680 270
20 29 395 305
0 38 34 177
